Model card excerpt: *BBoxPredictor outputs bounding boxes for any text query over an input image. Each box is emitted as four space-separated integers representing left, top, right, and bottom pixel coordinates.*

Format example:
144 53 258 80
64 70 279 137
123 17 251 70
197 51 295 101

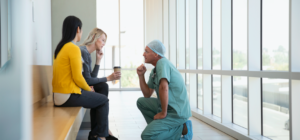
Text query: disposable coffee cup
113 66 121 72
112 66 121 85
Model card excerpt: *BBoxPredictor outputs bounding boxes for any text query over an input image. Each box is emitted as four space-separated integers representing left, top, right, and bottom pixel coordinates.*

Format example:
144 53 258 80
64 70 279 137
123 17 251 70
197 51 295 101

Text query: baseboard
80 122 91 130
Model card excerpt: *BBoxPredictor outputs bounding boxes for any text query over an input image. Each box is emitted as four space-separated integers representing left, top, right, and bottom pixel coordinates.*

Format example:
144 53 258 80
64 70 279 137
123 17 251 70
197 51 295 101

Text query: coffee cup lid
114 66 121 69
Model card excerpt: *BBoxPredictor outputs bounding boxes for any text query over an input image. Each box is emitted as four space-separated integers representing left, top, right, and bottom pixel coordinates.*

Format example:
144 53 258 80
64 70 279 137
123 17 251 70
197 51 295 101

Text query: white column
291 0 300 72
291 80 300 140
248 77 261 136
248 0 261 71
221 0 231 70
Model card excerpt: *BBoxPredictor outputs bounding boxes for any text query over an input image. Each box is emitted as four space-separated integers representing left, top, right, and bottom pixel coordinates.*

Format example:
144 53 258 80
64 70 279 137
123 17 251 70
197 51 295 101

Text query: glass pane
103 46 112 69
177 0 186 69
186 0 190 69
197 0 203 69
180 73 186 83
186 73 190 99
97 0 119 69
198 74 203 110
121 70 139 88
262 0 289 71
169 0 177 66
98 70 105 78
233 0 247 70
263 78 289 140
213 75 221 117
120 0 144 69
233 76 248 128
212 0 221 69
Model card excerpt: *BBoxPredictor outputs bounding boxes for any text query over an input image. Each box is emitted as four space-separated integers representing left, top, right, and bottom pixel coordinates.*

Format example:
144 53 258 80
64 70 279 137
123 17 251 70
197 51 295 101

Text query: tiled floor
76 91 236 140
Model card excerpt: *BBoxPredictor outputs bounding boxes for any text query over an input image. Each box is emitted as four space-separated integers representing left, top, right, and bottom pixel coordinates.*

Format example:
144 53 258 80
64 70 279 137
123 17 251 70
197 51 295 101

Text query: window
198 74 203 110
262 0 289 71
233 76 248 128
97 0 143 88
186 0 190 69
213 75 221 117
232 0 247 70
197 0 203 69
177 0 186 69
186 73 190 99
212 0 221 70
263 78 289 140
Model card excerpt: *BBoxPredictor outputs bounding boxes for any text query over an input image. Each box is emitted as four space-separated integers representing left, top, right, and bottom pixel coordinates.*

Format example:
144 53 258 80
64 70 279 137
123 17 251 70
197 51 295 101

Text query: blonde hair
80 28 107 46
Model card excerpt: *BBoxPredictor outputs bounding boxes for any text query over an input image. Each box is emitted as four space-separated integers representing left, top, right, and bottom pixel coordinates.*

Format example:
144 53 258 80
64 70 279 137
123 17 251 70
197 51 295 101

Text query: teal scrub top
147 58 192 119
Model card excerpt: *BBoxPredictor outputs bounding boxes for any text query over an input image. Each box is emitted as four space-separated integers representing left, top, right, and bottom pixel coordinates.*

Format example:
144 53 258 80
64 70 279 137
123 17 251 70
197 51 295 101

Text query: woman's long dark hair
54 16 82 59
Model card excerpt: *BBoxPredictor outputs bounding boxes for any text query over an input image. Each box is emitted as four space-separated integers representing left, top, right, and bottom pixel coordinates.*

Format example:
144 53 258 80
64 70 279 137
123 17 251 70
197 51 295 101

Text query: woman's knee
101 82 109 91
94 82 109 96
96 100 109 111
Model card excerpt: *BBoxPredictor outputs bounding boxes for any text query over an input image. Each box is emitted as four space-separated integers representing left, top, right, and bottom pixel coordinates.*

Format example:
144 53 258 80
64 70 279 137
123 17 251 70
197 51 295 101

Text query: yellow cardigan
52 42 91 94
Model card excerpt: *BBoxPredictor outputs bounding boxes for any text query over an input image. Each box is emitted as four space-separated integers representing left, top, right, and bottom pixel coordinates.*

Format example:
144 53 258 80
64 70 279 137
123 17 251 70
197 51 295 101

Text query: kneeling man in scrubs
136 40 193 140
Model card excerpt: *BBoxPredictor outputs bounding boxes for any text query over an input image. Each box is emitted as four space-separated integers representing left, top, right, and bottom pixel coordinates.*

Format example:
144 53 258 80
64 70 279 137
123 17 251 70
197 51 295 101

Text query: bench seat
33 102 86 140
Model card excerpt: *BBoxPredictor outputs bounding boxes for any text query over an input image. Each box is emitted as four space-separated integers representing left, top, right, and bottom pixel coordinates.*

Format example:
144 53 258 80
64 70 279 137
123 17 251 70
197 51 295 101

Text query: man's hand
154 112 167 120
96 49 103 65
137 64 147 76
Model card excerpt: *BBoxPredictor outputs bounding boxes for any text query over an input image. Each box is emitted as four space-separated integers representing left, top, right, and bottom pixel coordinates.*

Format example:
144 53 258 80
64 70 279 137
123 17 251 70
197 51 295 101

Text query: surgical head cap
146 40 166 57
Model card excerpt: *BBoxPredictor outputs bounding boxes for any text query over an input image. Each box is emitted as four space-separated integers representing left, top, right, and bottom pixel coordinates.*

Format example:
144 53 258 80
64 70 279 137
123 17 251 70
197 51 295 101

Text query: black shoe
88 131 93 140
89 136 103 140
106 135 118 140
88 131 99 140
89 131 118 140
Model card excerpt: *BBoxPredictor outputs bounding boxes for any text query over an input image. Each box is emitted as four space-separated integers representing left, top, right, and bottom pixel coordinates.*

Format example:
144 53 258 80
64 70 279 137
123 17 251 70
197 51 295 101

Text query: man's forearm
139 76 151 98
159 79 169 115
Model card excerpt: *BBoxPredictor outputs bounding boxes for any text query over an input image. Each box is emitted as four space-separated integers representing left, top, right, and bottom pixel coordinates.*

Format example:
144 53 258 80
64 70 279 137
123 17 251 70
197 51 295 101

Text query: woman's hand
107 72 121 81
90 86 95 92
96 49 103 65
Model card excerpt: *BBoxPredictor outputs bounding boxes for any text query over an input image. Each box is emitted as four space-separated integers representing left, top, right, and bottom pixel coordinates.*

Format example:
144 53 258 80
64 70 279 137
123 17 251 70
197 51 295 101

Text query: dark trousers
55 90 109 137
92 82 109 97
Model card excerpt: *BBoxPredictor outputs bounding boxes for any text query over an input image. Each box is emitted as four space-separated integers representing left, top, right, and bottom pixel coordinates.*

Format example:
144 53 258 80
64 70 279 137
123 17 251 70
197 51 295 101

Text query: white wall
51 0 97 123
32 0 52 65
51 0 97 66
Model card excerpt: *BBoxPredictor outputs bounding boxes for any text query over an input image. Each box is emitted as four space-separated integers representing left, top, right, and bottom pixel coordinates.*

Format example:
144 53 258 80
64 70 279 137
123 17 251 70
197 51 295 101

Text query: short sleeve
147 69 155 89
156 61 171 84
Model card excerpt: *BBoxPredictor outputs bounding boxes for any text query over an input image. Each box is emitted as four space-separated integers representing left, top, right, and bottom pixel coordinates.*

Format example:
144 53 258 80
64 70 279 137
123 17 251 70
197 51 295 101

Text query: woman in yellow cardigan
52 16 110 140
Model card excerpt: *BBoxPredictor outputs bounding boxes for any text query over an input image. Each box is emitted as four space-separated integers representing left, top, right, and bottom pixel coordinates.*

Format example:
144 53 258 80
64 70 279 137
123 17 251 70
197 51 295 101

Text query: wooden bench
32 65 86 140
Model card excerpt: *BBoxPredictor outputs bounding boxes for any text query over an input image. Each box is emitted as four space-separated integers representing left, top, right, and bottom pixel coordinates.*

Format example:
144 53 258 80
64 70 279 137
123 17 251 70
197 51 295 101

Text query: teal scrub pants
137 97 188 140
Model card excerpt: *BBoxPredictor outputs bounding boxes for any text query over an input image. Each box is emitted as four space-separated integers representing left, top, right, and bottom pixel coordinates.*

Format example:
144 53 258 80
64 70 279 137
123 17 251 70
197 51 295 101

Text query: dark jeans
92 82 109 97
55 90 109 137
